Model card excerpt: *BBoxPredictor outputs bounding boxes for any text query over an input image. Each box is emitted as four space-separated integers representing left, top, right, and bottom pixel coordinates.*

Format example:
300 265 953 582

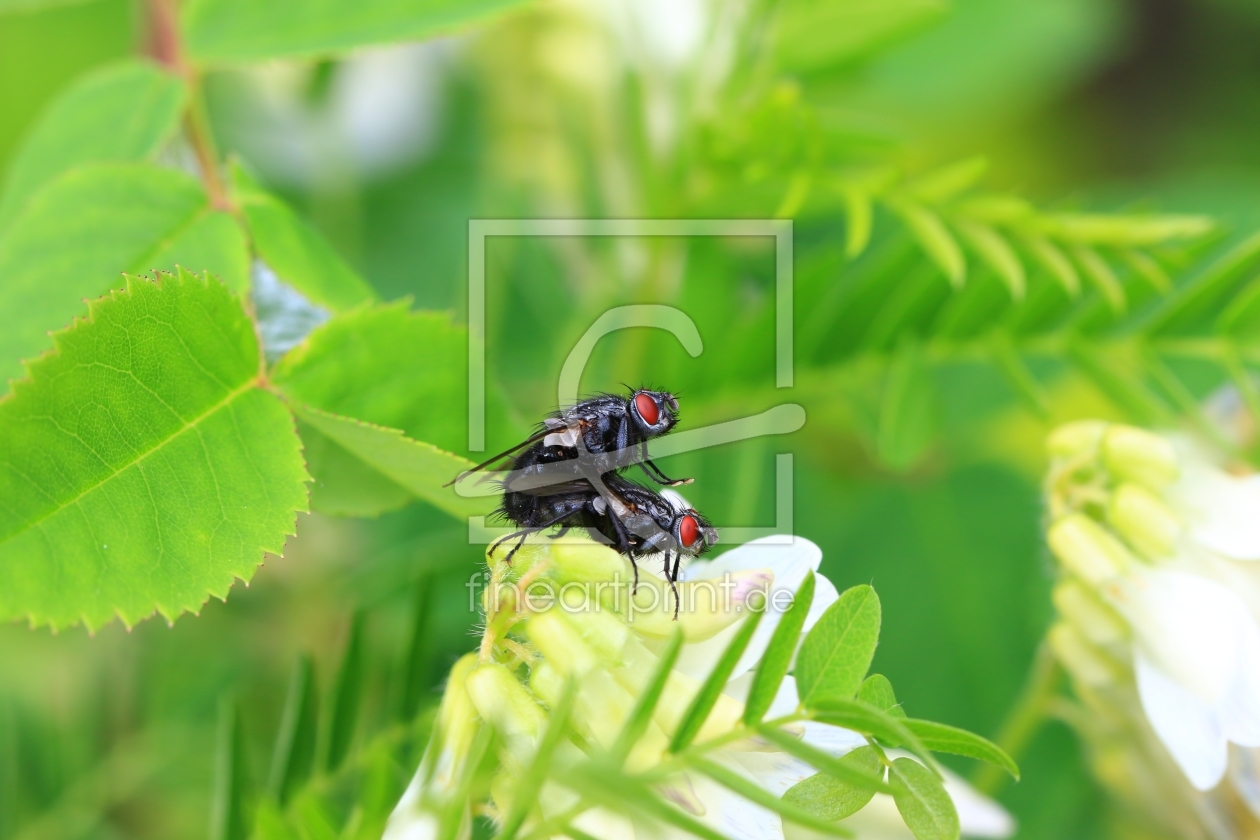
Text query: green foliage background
2 0 1260 837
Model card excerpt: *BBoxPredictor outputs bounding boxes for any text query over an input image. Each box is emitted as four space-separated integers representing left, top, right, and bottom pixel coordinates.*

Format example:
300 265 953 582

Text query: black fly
492 472 718 617
451 387 713 618
446 388 691 489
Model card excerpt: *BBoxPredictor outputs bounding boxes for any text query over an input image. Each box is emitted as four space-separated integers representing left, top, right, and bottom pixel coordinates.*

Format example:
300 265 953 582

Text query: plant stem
145 0 230 211
972 639 1062 795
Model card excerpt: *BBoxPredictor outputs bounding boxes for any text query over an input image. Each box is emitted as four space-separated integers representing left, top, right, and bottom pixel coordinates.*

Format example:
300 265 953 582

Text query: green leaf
146 209 251 294
296 416 413 517
744 570 815 724
0 60 186 229
290 405 486 520
272 302 519 515
810 697 939 774
556 765 729 840
184 0 526 61
1121 248 1171 292
0 271 308 629
397 576 436 721
902 719 1019 779
876 340 936 471
671 609 764 752
268 655 319 805
1034 213 1212 247
1145 230 1260 335
1071 246 1124 313
856 674 904 718
231 167 374 311
1020 234 1079 296
796 585 881 707
843 189 873 258
0 163 250 381
888 757 959 840
271 303 472 450
955 220 1024 300
756 726 893 794
211 696 252 840
323 611 366 773
891 201 965 287
688 757 853 837
613 629 682 764
903 157 987 204
782 746 884 821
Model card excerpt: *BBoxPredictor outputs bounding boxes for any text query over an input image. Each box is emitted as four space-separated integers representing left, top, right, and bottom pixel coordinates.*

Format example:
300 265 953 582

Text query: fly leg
604 507 640 593
489 510 573 564
663 550 680 620
640 456 692 487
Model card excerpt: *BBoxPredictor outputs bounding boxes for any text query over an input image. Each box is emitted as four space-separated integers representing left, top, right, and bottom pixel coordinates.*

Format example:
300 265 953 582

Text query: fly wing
443 428 552 487
504 478 597 496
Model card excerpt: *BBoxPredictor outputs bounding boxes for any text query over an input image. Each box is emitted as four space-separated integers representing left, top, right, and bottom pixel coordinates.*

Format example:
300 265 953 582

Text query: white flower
1047 422 1260 792
385 535 1015 840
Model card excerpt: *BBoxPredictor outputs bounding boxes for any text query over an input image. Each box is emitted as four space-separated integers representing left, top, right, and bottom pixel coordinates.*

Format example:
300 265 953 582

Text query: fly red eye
635 392 660 426
680 515 700 548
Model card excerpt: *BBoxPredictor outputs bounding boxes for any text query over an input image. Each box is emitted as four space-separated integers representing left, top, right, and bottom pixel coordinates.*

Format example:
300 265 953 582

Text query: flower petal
1168 463 1260 560
675 537 825 682
1135 652 1229 790
941 769 1017 838
728 749 817 797
1108 569 1243 705
1229 748 1260 821
687 755 787 840
1219 625 1260 748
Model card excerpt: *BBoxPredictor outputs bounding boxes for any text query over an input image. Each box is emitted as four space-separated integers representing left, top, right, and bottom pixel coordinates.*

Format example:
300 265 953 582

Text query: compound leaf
184 0 527 62
0 60 186 230
0 163 250 382
796 585 882 707
0 272 308 630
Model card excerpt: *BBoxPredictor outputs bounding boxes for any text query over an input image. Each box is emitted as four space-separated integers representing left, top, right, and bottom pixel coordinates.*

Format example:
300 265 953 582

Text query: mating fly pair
449 389 718 615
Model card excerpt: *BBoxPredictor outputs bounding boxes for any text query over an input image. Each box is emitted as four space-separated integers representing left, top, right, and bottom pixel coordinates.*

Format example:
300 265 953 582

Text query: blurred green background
3 0 1260 837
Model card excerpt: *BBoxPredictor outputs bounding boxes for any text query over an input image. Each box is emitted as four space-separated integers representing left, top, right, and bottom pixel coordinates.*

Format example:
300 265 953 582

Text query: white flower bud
1103 426 1179 489
1048 514 1135 585
1049 622 1119 687
1108 482 1180 560
547 540 630 584
627 568 773 641
465 662 546 770
527 611 601 677
1047 420 1107 458
1052 579 1126 646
